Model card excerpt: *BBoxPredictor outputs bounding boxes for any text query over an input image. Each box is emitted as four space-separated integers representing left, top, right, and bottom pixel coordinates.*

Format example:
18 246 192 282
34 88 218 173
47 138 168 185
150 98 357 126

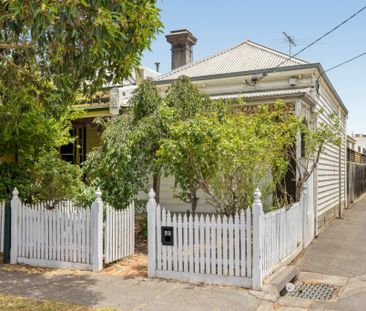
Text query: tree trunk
190 190 199 214
152 172 161 204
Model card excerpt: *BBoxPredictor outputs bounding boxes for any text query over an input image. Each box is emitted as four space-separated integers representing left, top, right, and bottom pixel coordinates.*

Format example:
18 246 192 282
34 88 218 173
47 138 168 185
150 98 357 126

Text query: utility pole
282 32 297 56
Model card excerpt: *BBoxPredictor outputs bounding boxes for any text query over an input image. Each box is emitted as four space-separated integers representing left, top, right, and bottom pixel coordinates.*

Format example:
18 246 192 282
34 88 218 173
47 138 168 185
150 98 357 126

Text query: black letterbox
161 226 174 246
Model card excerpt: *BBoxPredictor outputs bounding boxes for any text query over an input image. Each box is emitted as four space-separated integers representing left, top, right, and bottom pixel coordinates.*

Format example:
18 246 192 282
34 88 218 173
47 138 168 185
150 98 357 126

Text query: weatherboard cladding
156 40 308 81
316 85 347 215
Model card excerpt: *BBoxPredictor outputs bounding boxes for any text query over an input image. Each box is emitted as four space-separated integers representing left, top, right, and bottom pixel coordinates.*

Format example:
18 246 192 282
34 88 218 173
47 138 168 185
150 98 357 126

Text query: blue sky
142 1 366 135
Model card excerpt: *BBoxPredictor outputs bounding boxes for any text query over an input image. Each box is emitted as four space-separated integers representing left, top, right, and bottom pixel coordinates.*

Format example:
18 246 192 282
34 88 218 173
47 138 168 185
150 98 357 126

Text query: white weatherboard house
154 29 348 233
354 134 366 154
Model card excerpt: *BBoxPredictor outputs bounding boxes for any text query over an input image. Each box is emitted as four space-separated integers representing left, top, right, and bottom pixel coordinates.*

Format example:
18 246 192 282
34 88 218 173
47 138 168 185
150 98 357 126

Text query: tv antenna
282 32 297 56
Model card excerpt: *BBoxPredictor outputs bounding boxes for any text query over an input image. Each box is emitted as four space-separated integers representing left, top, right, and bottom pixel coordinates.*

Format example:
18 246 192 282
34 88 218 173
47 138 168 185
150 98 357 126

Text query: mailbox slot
161 226 174 246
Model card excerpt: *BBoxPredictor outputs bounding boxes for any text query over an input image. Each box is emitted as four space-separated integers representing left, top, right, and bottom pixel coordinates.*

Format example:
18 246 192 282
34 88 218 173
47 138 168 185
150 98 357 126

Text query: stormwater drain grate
286 282 338 300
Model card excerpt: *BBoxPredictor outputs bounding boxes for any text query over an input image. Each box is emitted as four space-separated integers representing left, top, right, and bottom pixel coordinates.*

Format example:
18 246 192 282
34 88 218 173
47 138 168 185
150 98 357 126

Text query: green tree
0 0 162 201
83 77 221 210
0 0 162 94
159 76 226 211
83 80 163 209
158 101 301 213
157 111 224 212
159 100 343 214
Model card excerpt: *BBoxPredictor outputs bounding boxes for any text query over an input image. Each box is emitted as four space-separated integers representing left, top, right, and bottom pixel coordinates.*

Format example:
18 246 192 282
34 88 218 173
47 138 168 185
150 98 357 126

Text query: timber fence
347 162 366 205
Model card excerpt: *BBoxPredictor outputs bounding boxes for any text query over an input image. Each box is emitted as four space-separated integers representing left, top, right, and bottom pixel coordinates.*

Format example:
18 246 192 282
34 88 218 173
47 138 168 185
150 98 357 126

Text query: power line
318 51 366 79
260 5 366 79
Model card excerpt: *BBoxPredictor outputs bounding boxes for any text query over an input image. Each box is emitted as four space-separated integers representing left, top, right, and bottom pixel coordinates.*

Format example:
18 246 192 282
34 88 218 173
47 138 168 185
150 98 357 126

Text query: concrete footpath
0 268 260 310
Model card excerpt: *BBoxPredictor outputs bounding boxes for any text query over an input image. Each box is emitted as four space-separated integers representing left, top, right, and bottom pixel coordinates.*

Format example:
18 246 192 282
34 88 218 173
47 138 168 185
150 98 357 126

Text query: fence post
147 188 157 277
10 187 21 264
252 188 263 290
91 188 104 272
301 182 308 248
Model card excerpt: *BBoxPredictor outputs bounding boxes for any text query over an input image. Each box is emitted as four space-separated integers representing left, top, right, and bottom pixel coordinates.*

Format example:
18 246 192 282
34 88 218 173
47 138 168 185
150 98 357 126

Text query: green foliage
130 79 163 123
0 151 83 203
30 150 84 201
0 1 162 201
83 80 163 209
165 76 215 119
0 71 77 162
157 77 226 211
159 101 301 213
0 163 32 201
0 0 162 94
157 111 224 210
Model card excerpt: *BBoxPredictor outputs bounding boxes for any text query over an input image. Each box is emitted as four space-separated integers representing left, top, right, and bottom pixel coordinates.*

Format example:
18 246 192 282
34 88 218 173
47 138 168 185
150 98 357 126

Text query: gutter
155 63 319 85
155 63 348 115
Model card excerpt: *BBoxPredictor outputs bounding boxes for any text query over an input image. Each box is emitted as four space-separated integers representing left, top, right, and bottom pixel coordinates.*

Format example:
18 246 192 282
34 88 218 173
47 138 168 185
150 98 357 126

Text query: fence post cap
12 187 19 197
254 188 262 202
148 188 156 200
95 188 102 200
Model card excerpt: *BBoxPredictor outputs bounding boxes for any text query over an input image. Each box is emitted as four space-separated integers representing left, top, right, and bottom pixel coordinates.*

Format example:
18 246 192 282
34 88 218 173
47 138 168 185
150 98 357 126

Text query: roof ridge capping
244 40 308 65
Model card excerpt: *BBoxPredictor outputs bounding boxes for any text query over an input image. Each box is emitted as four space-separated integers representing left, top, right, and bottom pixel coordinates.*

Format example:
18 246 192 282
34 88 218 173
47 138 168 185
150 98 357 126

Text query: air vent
289 78 297 87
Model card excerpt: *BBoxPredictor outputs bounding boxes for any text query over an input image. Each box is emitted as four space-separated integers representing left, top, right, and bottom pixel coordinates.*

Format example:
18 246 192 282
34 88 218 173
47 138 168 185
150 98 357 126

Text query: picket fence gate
148 184 312 289
104 203 135 264
6 188 135 271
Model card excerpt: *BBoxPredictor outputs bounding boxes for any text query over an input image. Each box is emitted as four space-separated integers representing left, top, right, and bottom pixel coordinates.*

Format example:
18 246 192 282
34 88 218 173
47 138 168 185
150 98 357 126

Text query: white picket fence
0 201 5 253
104 203 135 264
262 202 303 278
7 188 135 271
15 202 93 270
153 206 253 287
148 185 313 289
25 200 79 212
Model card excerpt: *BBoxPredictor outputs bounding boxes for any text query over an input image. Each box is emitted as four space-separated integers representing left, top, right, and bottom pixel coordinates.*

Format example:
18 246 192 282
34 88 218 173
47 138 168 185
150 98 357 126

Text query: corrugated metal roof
156 40 308 81
210 87 313 100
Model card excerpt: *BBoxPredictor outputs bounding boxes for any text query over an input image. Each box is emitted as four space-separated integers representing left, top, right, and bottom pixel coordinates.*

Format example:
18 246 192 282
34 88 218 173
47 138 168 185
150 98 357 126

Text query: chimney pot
166 29 197 70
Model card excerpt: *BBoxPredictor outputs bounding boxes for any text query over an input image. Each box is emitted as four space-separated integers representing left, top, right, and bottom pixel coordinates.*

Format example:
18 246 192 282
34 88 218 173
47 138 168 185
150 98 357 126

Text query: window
60 127 86 165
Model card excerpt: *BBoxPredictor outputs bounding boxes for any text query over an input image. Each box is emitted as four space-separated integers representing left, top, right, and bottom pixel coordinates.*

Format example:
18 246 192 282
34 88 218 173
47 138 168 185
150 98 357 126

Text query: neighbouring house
154 29 348 233
354 134 366 154
347 134 366 164
60 66 160 165
347 135 356 152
